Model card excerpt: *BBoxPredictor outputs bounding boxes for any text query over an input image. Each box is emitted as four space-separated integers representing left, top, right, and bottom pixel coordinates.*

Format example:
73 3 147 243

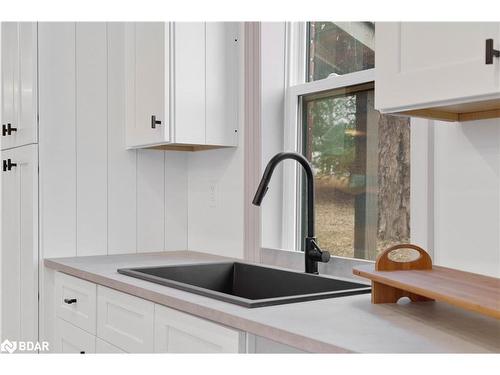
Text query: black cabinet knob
151 115 162 129
486 39 500 64
64 298 77 305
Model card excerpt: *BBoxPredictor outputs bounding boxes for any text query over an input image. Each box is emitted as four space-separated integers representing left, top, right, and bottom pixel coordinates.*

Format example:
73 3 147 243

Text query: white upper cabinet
375 22 500 121
1 22 37 150
125 22 240 150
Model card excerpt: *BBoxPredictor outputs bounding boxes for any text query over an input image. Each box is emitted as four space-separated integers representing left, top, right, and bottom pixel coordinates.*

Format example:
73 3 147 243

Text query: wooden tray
353 244 500 319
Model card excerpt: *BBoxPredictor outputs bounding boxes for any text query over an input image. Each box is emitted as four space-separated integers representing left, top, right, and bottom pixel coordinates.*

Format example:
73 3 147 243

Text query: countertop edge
44 258 352 353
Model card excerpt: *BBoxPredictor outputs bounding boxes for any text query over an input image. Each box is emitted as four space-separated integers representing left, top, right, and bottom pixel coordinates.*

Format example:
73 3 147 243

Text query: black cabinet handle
486 39 500 64
2 159 17 172
1 123 17 136
64 298 77 305
7 123 17 135
80 351 85 354
151 115 162 129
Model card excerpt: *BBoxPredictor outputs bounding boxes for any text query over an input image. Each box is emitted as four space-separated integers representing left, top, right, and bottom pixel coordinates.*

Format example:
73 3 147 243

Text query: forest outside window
296 22 410 261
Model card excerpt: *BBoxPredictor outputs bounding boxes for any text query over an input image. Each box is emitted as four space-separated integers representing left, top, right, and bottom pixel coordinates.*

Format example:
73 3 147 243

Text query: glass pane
307 22 375 81
301 86 410 260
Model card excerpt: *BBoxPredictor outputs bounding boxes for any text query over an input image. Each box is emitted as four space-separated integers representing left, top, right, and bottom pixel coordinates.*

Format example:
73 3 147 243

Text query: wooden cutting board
353 244 500 319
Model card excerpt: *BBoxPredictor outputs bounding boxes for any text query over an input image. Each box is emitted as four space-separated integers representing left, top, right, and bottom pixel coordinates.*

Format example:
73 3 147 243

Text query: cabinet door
154 304 244 353
376 22 500 112
1 22 37 150
1 22 17 150
1 144 38 343
54 318 96 354
55 272 97 335
95 338 126 353
96 286 154 353
173 22 206 145
206 22 239 146
125 22 169 148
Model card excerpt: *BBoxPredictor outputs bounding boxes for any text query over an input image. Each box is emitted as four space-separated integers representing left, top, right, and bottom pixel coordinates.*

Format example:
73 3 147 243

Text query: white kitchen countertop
44 251 500 353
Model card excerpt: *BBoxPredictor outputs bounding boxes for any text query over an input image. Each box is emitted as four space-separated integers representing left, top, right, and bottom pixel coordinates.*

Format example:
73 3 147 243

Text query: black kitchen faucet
252 152 331 274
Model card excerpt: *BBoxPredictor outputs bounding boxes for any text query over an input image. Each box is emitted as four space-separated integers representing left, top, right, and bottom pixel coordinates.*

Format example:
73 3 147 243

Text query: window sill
260 247 374 281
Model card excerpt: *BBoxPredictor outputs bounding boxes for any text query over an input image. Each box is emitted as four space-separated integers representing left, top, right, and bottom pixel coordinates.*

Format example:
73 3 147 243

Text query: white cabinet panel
1 144 38 343
95 338 126 353
17 22 38 148
205 22 239 146
1 22 17 150
376 22 500 113
39 22 77 258
97 286 154 353
55 272 97 335
154 304 243 353
173 22 206 145
125 23 169 148
1 22 37 150
54 318 96 354
76 22 108 256
135 22 168 146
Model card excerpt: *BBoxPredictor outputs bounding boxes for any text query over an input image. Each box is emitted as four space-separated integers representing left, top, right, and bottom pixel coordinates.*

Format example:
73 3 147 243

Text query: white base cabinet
49 272 246 353
375 22 500 121
54 318 96 354
154 304 244 353
96 285 155 353
125 22 240 150
95 338 125 353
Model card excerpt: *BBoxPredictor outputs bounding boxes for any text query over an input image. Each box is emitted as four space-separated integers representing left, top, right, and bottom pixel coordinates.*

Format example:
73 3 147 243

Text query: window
307 22 374 81
287 22 410 261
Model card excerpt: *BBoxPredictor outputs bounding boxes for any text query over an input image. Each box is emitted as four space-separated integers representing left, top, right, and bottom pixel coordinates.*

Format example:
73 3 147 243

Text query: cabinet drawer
54 318 96 354
55 272 97 334
97 286 154 353
154 304 244 353
95 338 126 353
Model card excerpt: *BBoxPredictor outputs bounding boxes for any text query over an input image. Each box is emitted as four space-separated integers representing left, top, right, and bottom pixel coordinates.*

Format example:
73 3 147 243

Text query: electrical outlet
208 180 217 208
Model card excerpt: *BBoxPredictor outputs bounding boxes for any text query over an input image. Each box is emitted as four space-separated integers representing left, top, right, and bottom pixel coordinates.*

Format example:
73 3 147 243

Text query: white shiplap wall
39 22 188 260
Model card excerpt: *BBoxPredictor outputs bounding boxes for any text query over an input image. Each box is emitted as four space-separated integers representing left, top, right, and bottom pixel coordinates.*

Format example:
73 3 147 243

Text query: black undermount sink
117 262 371 308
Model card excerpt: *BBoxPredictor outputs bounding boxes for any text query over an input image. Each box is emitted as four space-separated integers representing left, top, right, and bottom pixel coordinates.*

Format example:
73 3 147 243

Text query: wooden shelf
353 244 500 319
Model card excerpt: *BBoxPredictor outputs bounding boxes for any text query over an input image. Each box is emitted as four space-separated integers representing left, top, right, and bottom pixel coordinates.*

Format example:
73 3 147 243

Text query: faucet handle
319 250 330 263
306 238 331 264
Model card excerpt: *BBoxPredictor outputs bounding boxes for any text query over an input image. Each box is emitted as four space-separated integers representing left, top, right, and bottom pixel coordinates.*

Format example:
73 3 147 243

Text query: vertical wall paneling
75 23 108 256
164 151 188 250
433 120 500 277
107 22 137 254
137 150 165 252
39 22 77 258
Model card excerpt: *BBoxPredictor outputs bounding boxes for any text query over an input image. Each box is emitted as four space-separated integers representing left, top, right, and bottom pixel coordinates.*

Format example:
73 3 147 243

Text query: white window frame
281 22 379 253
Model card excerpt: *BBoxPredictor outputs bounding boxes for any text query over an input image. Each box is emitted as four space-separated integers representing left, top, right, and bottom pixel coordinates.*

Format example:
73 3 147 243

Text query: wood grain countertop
44 251 500 353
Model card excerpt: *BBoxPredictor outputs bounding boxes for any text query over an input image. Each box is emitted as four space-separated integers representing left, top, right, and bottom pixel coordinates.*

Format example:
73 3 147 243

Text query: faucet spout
252 152 330 274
